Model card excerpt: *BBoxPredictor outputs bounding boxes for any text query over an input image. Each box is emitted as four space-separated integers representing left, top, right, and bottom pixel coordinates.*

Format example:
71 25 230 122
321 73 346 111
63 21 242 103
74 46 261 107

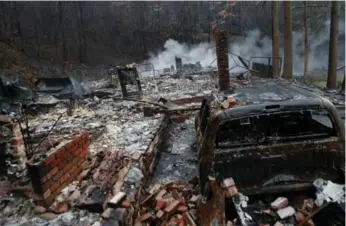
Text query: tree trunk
13 2 24 53
77 2 86 63
283 1 293 80
327 1 339 89
56 2 62 58
341 73 345 92
303 2 309 83
271 1 280 77
57 2 68 63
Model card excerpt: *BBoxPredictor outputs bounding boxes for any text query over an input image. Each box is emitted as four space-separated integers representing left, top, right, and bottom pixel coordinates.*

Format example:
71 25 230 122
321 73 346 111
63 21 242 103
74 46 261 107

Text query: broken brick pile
134 178 200 226
257 197 317 226
75 149 131 213
27 132 89 207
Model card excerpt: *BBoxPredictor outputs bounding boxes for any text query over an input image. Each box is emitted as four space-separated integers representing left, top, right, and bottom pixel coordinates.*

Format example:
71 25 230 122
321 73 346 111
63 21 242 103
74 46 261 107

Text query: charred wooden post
215 30 230 91
175 57 182 71
116 65 142 98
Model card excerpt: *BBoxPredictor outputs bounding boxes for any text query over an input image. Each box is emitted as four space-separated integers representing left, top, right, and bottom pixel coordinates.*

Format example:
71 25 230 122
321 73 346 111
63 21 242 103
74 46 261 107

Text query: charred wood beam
241 182 313 196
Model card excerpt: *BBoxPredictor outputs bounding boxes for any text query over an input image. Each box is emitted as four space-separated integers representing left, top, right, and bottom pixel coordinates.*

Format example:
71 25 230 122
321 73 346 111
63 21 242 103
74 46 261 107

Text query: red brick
42 181 52 191
77 158 85 166
79 150 87 159
64 142 74 151
47 167 59 179
164 200 180 214
0 191 8 196
72 157 79 165
59 173 70 184
59 160 69 170
171 115 186 123
120 200 131 208
73 136 82 144
0 183 14 189
63 163 74 174
155 200 167 210
68 166 78 177
295 212 305 222
11 138 24 146
137 212 152 222
56 147 67 158
50 158 62 168
53 170 64 182
50 181 61 193
75 148 83 155
43 189 51 199
177 205 188 213
60 178 71 190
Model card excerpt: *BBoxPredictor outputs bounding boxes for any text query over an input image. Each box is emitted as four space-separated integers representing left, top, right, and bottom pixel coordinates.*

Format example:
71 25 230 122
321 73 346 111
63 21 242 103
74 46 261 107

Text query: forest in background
0 1 344 85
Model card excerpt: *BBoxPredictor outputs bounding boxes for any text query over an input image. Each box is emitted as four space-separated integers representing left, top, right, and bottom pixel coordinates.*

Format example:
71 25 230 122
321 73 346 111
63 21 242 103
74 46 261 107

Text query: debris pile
223 178 345 226
134 178 200 226
0 116 28 187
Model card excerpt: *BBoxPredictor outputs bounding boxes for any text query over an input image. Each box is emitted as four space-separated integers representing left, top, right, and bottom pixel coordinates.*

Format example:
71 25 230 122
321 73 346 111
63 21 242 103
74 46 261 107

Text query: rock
79 169 91 181
3 205 13 216
189 195 201 203
102 208 112 219
68 184 77 193
60 211 75 224
125 167 144 186
92 222 101 226
221 177 235 188
40 212 58 221
108 192 126 208
34 206 47 214
271 197 288 210
273 222 284 226
69 189 82 203
75 217 91 226
277 206 296 219
17 221 35 226
56 194 67 203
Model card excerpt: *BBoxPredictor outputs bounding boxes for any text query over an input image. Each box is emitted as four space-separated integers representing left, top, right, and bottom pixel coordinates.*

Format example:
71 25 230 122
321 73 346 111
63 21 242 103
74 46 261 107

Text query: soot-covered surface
151 118 198 185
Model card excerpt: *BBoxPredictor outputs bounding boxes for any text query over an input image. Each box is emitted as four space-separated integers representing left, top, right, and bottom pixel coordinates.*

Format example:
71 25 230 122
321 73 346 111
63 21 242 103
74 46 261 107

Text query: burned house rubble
0 61 345 226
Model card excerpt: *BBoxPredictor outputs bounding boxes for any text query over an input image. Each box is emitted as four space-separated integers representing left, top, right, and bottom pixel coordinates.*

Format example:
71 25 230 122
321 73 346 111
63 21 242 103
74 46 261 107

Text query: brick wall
27 132 89 207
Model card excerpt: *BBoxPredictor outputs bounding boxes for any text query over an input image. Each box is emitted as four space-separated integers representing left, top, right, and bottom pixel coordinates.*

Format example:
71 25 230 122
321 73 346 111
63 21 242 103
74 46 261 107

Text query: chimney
215 29 230 91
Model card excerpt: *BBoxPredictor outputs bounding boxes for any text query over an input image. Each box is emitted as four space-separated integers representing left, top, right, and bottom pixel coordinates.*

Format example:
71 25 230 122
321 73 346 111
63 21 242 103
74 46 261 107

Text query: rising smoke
142 20 345 76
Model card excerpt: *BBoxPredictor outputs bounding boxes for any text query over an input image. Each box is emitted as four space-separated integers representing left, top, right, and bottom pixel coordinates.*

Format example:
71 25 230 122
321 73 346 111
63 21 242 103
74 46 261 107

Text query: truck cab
195 81 345 195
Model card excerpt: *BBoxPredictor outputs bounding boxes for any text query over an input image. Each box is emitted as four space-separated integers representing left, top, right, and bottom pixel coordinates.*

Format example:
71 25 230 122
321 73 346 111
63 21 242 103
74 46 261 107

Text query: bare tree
327 1 339 89
303 2 309 83
283 1 293 80
272 1 280 77
77 2 86 63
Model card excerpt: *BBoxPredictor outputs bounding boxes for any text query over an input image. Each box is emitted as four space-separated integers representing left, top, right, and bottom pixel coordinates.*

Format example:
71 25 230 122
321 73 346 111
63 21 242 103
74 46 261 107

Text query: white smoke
141 20 345 76
144 39 215 70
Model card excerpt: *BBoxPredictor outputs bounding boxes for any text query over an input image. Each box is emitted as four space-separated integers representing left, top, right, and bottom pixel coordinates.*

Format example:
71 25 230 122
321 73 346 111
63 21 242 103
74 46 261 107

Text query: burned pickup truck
195 81 345 225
